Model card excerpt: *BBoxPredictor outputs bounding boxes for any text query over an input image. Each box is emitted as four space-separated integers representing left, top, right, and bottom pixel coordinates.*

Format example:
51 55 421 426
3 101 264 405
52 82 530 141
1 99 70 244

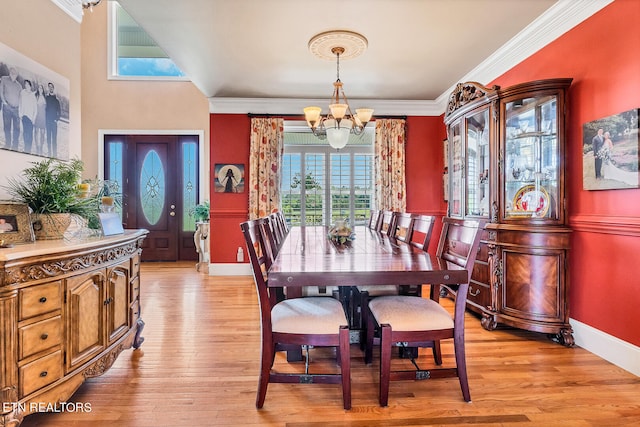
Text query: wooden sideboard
0 229 147 426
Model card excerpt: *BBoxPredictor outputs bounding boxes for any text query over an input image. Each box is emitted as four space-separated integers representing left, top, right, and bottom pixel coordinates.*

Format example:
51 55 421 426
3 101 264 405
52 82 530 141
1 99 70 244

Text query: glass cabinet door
504 95 559 220
466 109 490 217
449 121 463 217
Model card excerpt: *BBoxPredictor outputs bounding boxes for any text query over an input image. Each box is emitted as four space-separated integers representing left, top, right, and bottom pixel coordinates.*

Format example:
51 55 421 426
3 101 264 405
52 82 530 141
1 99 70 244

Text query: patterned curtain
248 117 284 219
374 119 406 211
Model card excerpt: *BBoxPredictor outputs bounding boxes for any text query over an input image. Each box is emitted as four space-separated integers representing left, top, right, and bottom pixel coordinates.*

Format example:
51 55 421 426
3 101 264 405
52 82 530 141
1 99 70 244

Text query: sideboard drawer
19 316 63 360
20 281 62 320
19 350 63 397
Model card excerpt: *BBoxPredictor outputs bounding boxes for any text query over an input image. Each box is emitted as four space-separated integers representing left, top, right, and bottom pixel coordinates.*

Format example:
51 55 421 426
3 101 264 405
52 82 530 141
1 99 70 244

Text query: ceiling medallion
308 30 368 61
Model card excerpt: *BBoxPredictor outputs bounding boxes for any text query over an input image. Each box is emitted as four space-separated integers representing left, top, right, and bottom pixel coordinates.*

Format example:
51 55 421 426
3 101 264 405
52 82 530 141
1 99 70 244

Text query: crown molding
436 0 613 107
208 97 444 117
212 0 612 116
50 0 83 23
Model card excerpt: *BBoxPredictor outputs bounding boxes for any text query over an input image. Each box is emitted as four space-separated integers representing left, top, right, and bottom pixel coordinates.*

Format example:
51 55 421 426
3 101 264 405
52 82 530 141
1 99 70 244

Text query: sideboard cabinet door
65 270 107 372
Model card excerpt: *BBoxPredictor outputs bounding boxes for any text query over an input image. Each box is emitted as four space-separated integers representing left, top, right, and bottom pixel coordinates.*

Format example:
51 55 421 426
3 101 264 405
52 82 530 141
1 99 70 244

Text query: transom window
281 123 375 226
109 2 187 79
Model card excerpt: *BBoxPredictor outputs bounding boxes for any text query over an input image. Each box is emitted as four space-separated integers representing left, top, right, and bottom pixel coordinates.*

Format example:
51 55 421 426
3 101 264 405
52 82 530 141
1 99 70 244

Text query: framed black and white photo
0 40 70 160
0 202 34 245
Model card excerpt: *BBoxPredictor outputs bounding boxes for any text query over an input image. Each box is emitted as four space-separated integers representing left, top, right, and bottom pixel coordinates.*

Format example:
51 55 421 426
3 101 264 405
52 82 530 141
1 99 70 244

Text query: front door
104 134 200 261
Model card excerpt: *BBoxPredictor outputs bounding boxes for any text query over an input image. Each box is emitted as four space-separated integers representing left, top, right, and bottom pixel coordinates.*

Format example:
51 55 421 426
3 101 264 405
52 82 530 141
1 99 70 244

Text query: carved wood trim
2 242 140 287
83 342 126 379
444 81 499 120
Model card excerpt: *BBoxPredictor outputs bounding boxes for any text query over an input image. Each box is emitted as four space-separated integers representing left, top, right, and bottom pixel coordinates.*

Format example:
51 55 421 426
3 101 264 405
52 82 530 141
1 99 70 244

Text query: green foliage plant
4 158 100 226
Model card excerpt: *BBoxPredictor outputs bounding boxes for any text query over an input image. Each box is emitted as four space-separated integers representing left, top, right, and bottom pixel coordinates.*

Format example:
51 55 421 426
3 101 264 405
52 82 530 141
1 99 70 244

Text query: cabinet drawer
131 300 140 321
467 281 490 308
20 281 62 320
19 316 63 360
131 254 140 278
131 276 140 301
19 350 63 397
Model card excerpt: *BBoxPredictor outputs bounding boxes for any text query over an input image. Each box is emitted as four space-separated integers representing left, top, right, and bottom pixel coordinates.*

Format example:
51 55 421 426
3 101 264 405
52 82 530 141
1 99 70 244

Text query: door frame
98 129 208 259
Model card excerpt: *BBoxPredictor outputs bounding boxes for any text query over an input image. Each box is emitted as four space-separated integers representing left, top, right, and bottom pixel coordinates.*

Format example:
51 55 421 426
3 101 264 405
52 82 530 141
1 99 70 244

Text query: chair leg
365 303 375 364
379 324 392 407
339 326 352 410
432 340 443 365
256 336 275 408
454 330 471 402
359 290 370 350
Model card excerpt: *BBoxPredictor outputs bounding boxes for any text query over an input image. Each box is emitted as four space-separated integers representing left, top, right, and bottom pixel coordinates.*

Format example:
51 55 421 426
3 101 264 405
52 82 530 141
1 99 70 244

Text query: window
281 124 375 226
109 2 186 79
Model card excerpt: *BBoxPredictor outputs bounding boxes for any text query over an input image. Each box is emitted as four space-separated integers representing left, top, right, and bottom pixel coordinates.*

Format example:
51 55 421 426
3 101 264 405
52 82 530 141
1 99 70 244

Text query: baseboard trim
209 263 252 276
571 318 639 377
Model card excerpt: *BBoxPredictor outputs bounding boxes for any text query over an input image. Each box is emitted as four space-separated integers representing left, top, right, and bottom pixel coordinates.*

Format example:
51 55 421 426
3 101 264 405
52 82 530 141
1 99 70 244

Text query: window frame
107 2 190 81
282 141 375 227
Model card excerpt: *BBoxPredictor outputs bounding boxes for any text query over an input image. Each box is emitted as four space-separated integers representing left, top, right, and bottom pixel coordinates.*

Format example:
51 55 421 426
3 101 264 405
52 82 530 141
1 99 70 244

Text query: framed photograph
0 40 70 160
582 108 639 190
214 163 245 193
0 202 34 245
98 212 124 236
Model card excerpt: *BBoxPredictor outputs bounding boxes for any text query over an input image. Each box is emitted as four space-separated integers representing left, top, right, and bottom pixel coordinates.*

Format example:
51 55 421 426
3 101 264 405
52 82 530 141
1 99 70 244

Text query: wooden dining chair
368 209 381 230
390 212 413 242
377 210 396 235
267 212 285 250
365 217 483 406
240 219 352 410
407 214 436 251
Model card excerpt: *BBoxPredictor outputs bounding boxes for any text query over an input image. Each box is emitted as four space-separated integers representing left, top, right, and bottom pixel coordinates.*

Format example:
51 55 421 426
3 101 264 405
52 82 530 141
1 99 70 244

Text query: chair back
368 209 381 230
436 217 483 273
378 210 396 235
408 214 435 250
240 219 277 316
275 211 289 234
435 217 483 311
391 212 413 242
267 213 284 250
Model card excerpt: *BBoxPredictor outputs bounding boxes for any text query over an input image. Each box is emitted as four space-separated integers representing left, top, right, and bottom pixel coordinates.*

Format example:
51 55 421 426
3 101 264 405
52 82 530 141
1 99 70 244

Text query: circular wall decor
308 30 368 61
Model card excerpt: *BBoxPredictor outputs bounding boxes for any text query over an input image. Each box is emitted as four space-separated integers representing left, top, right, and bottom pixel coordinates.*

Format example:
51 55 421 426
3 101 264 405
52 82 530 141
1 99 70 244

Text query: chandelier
82 0 102 11
304 31 374 150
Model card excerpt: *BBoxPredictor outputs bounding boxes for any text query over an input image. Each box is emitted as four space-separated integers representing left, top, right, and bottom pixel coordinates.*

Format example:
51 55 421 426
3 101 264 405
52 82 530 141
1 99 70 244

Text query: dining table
267 225 470 360
268 225 469 296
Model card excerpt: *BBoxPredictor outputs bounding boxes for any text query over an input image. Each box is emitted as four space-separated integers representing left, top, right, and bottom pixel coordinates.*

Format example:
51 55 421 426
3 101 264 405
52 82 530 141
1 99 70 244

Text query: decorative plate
511 184 550 217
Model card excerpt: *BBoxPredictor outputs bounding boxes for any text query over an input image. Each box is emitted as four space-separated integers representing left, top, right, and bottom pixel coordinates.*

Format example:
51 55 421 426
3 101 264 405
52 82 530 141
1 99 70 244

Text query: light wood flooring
22 262 640 426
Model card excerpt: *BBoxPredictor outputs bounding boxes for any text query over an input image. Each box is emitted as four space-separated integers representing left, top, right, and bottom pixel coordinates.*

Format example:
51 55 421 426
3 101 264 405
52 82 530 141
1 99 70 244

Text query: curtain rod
247 113 408 119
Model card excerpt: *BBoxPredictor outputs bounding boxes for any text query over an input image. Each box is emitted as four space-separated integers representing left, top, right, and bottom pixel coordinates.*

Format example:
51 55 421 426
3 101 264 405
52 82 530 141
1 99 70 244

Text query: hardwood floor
21 262 640 426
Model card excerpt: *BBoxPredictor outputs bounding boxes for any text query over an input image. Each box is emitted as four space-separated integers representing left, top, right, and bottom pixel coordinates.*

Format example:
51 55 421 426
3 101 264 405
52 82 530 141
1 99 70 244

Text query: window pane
140 150 166 225
182 142 197 231
304 154 325 226
330 153 350 224
114 3 185 78
282 153 301 226
353 154 373 225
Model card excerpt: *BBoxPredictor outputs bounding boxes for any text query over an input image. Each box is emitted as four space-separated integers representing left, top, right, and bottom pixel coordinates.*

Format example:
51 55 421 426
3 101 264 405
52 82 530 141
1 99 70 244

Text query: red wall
405 116 449 253
209 114 251 263
488 0 640 346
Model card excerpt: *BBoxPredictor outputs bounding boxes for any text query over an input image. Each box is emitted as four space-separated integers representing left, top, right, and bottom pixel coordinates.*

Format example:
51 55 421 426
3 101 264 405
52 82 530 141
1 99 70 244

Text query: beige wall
0 0 81 199
80 4 210 192
0 1 210 199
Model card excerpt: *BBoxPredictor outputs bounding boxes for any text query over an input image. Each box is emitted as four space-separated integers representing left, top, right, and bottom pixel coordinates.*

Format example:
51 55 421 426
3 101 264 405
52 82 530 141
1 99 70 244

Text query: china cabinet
444 79 573 346
0 230 147 426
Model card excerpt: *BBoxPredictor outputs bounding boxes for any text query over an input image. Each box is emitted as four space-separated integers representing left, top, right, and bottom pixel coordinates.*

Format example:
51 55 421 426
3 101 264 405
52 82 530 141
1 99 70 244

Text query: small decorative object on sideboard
328 219 355 245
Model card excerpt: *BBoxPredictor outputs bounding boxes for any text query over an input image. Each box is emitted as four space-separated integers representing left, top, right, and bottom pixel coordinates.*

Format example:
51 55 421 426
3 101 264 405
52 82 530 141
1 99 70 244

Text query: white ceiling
107 0 609 115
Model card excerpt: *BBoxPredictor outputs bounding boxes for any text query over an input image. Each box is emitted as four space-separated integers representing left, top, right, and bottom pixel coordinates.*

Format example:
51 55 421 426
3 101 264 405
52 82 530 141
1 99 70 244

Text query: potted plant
190 201 210 223
4 158 100 239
